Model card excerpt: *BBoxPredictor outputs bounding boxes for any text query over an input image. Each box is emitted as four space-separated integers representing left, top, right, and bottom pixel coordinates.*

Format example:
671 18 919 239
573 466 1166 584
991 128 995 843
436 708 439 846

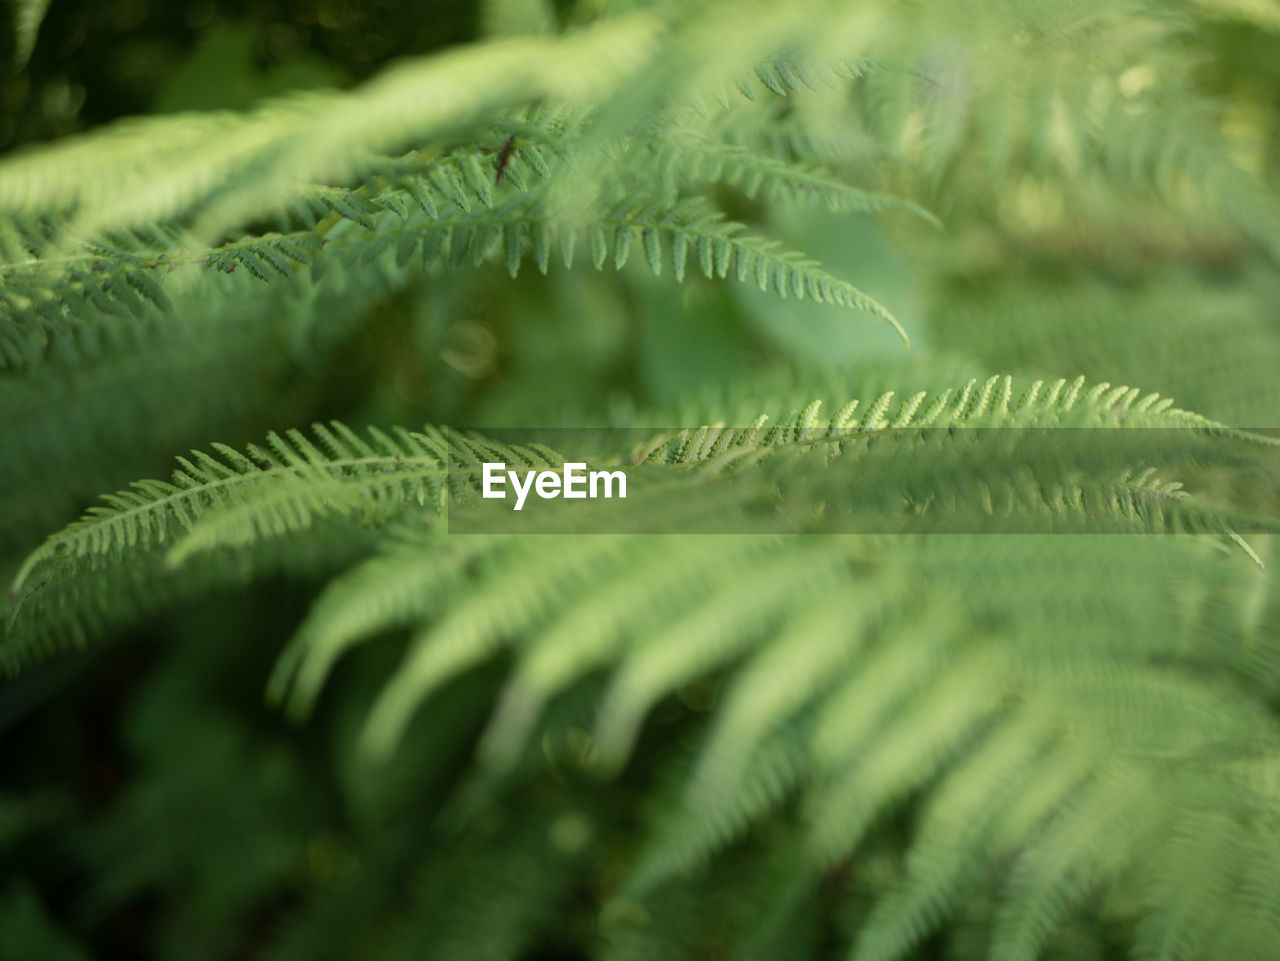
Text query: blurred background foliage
2 1 1280 959
1 0 476 144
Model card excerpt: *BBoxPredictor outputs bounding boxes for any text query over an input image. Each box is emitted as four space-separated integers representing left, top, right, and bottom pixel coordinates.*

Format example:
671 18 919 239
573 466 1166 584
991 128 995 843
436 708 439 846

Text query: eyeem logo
481 462 627 511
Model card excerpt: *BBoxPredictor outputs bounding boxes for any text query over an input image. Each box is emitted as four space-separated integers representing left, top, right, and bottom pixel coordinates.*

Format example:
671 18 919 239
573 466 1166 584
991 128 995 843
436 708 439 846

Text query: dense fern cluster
3 1 1280 959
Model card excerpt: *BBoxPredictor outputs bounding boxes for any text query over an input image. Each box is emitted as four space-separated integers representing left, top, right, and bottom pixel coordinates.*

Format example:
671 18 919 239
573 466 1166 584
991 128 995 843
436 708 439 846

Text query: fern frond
0 14 660 236
0 160 910 370
9 424 454 598
226 190 907 336
642 136 940 226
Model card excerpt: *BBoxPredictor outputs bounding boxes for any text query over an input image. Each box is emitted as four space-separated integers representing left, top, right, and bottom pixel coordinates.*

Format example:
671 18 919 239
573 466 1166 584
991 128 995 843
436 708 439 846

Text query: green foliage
3 2 1280 960
5 0 50 67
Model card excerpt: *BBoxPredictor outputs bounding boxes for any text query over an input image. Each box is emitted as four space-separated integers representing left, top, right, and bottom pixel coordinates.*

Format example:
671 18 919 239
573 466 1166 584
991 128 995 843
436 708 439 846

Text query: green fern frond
15 371 1274 672
0 14 659 235
641 136 940 226
9 423 454 598
0 146 911 368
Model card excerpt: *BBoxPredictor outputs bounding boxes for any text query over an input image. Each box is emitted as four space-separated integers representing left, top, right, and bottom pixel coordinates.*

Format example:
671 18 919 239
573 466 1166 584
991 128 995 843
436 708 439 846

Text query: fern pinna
2 1 1280 960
